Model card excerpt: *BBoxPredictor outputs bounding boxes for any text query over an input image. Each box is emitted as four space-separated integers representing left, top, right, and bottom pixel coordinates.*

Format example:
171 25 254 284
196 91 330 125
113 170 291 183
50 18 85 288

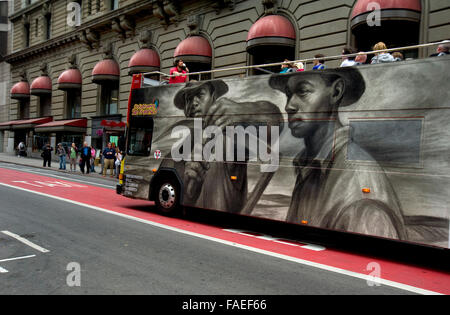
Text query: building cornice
5 0 154 64
9 0 48 21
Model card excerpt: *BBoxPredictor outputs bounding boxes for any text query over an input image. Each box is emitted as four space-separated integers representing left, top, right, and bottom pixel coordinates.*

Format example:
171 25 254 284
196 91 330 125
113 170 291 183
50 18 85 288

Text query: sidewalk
0 153 117 180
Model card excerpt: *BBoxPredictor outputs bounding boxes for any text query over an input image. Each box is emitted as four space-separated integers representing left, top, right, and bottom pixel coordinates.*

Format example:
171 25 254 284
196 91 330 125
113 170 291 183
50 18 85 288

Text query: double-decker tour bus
117 51 450 250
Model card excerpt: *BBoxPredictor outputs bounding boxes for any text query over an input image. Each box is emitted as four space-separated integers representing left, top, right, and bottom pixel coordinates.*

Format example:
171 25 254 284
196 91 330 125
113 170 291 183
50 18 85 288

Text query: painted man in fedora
173 79 282 213
269 68 407 240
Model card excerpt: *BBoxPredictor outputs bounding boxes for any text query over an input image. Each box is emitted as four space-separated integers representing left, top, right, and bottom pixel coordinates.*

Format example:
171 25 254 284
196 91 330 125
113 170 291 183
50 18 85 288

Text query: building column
7 132 14 154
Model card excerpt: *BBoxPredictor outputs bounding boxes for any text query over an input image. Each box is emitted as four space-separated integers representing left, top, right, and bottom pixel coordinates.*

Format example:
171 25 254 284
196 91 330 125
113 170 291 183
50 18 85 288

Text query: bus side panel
123 57 450 249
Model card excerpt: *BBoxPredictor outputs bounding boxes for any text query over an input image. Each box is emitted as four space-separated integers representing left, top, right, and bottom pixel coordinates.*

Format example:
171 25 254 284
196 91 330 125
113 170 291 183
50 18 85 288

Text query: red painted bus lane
0 167 448 295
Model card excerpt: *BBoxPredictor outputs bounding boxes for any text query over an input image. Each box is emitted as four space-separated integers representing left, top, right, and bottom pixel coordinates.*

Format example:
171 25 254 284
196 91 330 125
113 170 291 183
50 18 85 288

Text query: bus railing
142 40 450 82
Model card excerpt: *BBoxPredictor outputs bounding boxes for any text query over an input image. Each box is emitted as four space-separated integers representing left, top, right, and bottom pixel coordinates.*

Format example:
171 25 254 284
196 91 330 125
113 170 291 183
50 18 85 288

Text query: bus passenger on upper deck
269 68 407 240
169 59 189 84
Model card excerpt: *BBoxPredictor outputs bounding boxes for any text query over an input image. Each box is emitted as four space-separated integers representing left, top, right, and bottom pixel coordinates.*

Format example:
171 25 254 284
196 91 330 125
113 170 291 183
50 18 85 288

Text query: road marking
0 255 36 275
224 228 326 251
12 180 88 188
0 165 114 189
0 255 36 263
1 231 50 253
0 181 443 295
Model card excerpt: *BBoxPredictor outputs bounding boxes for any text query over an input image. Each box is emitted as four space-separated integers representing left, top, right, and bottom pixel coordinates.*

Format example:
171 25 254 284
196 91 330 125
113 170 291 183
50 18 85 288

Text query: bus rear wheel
155 180 181 216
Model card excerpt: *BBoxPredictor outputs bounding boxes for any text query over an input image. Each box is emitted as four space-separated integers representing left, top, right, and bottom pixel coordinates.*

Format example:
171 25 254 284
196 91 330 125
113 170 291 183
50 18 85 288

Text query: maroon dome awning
30 76 52 96
0 117 53 131
92 59 120 84
351 0 422 28
174 36 212 64
58 68 82 90
129 49 160 75
10 81 30 100
35 118 87 133
247 15 296 51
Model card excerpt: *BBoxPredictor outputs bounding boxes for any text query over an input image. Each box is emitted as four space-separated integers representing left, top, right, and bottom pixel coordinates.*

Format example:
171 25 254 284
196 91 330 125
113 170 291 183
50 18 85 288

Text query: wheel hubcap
159 184 176 209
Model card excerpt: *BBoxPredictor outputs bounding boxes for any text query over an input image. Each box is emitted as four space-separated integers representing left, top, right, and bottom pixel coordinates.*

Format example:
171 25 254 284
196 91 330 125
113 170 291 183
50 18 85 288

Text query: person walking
80 142 92 174
90 146 96 173
115 148 123 179
42 143 53 167
17 142 27 157
102 142 115 177
68 143 78 172
57 143 67 170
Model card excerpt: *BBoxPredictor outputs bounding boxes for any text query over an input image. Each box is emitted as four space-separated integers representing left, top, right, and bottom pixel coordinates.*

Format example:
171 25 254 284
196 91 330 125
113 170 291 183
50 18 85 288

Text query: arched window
246 15 296 75
351 0 422 59
174 36 212 81
58 68 82 119
92 58 120 115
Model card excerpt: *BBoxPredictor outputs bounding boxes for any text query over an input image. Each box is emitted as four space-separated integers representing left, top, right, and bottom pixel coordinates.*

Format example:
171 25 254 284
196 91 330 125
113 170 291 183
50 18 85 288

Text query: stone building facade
1 0 449 155
0 0 12 152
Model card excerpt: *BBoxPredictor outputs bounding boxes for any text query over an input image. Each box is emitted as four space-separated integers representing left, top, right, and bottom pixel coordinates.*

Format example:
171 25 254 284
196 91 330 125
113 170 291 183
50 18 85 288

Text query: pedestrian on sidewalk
102 142 115 177
115 148 123 179
17 142 27 157
41 143 53 167
80 142 92 174
57 143 67 170
90 147 96 173
68 143 78 172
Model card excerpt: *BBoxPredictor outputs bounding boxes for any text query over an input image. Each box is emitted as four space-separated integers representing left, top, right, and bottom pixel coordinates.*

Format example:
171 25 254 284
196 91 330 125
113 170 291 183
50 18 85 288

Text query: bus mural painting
269 68 406 240
118 57 450 249
170 80 282 213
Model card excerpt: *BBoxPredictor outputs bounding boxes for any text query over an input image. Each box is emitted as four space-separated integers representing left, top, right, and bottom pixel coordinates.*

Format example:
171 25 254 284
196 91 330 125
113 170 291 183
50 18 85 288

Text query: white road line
1 231 50 253
0 165 114 189
0 182 443 295
0 255 36 263
0 255 37 274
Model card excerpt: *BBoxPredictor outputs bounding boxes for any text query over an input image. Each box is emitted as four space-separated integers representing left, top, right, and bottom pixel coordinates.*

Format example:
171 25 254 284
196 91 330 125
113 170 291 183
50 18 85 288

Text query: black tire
154 179 181 216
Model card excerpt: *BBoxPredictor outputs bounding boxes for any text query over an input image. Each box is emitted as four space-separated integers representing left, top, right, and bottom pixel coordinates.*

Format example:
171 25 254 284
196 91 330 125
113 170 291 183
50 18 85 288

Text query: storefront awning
174 36 212 64
247 15 296 51
351 0 422 28
30 75 52 96
129 48 160 75
10 81 30 100
0 117 53 131
101 120 126 129
58 68 82 90
92 59 120 84
35 118 87 133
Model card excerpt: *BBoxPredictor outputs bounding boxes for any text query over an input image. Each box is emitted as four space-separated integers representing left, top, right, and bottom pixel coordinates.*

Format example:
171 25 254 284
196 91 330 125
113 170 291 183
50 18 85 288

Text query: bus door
121 115 154 199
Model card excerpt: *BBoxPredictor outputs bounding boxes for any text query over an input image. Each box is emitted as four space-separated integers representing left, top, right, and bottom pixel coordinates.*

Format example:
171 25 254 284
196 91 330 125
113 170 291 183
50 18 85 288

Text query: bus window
127 118 154 156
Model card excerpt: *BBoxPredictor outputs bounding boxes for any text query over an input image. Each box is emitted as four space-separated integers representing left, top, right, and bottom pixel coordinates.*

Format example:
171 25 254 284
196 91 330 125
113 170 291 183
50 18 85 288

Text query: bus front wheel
155 180 181 216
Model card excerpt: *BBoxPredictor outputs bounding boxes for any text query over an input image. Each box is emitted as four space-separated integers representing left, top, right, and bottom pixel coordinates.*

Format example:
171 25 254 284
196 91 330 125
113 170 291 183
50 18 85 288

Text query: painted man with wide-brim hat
268 68 407 240
172 79 283 214
174 80 229 118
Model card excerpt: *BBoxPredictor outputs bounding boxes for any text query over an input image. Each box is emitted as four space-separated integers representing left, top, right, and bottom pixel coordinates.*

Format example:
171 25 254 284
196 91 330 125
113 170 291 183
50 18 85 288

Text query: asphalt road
0 166 415 296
